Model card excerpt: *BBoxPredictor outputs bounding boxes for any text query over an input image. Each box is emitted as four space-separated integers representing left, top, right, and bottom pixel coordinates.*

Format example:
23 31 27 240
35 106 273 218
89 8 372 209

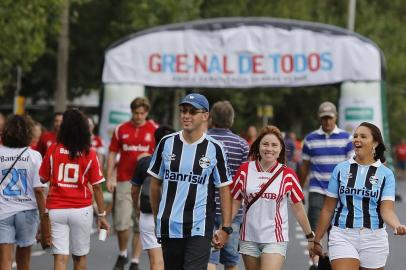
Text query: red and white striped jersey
231 161 304 243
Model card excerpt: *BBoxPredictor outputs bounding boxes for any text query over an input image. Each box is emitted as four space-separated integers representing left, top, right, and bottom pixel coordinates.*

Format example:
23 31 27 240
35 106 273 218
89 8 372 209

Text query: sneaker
113 255 128 270
129 263 139 270
309 265 318 270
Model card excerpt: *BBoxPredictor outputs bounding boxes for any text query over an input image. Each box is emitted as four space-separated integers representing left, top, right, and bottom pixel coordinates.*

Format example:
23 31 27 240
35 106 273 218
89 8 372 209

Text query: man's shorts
239 240 288 258
49 205 93 256
0 209 39 247
308 192 326 231
114 181 134 231
139 212 160 250
209 215 241 267
328 226 389 269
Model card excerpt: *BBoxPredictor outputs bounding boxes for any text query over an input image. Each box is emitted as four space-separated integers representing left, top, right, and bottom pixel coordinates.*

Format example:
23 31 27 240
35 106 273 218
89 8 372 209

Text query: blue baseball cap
179 93 209 111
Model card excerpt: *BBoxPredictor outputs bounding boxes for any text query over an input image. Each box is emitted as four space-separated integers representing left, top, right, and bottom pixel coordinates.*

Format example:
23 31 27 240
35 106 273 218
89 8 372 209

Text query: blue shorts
0 209 39 247
209 215 242 267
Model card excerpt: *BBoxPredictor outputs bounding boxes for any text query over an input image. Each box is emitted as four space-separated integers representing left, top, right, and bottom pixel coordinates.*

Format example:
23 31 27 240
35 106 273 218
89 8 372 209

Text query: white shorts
328 226 389 268
239 240 288 258
139 212 161 250
49 205 93 256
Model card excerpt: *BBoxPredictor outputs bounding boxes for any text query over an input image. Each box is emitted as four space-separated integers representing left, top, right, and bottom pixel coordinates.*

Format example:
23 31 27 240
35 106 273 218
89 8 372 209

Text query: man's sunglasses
179 108 207 115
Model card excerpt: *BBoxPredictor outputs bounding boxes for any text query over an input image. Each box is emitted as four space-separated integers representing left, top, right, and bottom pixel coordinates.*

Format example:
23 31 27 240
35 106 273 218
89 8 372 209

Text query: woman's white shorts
49 205 93 256
328 226 389 268
139 212 161 250
239 240 288 258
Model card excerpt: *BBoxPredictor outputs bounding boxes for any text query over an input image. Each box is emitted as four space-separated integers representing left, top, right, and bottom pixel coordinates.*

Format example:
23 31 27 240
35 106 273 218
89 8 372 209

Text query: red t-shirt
109 120 158 181
37 131 57 157
39 144 105 209
396 144 406 161
91 135 105 155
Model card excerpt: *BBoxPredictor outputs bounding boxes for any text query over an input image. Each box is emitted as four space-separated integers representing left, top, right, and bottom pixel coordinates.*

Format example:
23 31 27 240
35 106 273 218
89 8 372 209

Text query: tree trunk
54 0 69 112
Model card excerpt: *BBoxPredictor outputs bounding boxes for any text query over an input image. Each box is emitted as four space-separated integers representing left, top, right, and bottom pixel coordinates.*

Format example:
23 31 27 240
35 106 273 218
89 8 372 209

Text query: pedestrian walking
106 97 158 270
310 122 406 270
299 101 353 269
207 101 249 270
0 115 47 270
231 125 314 270
38 109 110 270
131 125 175 270
148 93 233 270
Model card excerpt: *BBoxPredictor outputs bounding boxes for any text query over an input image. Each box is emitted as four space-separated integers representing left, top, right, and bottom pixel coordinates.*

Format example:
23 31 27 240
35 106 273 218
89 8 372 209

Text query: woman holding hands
311 122 406 270
231 125 313 270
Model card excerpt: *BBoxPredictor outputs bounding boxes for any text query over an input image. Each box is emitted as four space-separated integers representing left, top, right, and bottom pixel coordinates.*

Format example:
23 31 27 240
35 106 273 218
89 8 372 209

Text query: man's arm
149 177 162 224
106 151 117 193
299 159 310 188
213 184 232 248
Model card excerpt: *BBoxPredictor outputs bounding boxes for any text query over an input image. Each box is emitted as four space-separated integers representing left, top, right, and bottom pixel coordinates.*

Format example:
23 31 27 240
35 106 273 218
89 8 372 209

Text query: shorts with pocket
239 240 288 258
328 226 389 269
0 209 39 247
49 205 93 256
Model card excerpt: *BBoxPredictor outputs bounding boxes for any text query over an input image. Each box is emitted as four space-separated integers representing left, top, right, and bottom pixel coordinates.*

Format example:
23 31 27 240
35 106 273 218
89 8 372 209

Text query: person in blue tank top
311 122 406 270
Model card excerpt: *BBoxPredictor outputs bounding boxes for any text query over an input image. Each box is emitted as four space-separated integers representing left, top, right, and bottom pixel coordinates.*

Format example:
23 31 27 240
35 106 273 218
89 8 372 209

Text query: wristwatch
221 226 233 235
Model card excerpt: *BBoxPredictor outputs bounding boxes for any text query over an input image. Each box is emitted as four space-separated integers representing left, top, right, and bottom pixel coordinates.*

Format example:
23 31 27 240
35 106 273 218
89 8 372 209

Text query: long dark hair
57 109 91 159
358 122 386 163
1 115 33 148
248 125 286 164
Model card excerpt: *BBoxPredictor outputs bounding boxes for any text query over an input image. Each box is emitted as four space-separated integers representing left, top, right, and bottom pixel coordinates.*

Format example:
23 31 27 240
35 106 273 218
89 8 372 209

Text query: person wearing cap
148 93 233 270
299 101 353 269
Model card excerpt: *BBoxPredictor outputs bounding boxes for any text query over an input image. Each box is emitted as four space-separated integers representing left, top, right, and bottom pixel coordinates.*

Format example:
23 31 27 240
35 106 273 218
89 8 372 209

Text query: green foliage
0 0 63 95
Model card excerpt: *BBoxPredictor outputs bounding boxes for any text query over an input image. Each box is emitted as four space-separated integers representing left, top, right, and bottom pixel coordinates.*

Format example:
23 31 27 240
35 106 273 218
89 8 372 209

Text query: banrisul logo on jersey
164 169 207 185
339 185 379 198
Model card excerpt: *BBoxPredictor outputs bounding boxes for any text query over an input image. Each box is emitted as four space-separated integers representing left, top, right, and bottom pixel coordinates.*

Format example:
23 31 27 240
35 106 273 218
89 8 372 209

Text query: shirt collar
179 131 206 145
349 156 382 167
316 125 340 135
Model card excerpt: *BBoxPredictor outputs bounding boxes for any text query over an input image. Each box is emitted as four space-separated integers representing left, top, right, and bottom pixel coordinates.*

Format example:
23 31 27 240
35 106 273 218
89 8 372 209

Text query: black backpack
139 176 153 213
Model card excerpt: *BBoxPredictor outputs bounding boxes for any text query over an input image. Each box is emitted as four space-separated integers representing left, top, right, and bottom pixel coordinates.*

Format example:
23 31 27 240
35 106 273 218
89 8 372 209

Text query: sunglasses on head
179 107 206 115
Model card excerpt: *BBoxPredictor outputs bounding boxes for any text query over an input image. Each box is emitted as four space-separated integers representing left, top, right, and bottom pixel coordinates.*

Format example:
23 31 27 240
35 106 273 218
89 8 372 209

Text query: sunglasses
179 108 206 115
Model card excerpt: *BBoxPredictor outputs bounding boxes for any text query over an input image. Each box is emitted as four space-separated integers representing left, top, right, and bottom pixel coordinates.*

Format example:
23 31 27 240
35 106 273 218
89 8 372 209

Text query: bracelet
313 241 322 247
97 211 106 217
305 231 315 239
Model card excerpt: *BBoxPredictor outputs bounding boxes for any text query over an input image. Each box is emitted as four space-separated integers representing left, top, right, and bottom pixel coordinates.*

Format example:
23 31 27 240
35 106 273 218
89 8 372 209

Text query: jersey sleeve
31 150 46 188
381 171 396 201
231 163 248 201
88 151 105 185
326 164 340 198
147 139 166 180
108 125 120 153
39 144 55 182
285 168 304 203
213 142 232 187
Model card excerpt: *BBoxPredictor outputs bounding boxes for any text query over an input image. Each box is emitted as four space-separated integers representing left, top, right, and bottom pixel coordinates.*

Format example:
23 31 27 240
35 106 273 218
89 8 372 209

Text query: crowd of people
0 94 405 270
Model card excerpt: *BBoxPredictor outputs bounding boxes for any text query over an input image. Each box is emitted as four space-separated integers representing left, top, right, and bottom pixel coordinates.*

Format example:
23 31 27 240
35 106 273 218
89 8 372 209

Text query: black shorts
161 236 211 270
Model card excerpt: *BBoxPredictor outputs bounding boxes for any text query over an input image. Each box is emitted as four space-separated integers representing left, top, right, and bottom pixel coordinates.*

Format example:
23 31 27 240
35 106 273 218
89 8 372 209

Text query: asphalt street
23 179 406 270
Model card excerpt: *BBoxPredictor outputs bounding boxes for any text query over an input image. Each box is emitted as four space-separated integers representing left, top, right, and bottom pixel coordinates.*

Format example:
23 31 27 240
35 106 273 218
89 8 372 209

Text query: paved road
24 180 406 270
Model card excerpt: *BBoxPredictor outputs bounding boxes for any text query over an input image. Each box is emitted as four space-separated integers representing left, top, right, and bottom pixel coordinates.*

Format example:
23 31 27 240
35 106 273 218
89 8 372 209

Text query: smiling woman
311 122 406 270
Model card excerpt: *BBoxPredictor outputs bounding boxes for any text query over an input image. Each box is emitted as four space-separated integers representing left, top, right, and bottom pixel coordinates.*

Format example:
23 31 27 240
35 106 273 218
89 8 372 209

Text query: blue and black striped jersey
147 131 232 238
326 158 396 229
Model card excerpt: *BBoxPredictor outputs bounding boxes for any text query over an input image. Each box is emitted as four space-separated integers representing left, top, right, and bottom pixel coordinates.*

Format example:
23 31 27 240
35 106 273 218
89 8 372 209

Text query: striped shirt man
207 128 249 217
327 158 395 229
147 131 232 238
302 126 353 195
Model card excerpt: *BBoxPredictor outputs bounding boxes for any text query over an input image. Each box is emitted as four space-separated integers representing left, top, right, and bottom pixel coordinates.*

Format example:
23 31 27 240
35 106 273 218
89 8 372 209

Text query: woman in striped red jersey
231 125 313 270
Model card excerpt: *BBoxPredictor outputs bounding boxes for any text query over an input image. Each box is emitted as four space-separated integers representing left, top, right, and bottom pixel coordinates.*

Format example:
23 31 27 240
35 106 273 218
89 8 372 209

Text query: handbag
245 164 285 212
317 254 332 270
39 212 52 249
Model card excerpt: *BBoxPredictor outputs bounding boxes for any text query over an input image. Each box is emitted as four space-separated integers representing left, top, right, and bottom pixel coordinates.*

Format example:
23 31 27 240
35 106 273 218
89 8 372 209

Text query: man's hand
211 229 229 249
106 179 116 193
